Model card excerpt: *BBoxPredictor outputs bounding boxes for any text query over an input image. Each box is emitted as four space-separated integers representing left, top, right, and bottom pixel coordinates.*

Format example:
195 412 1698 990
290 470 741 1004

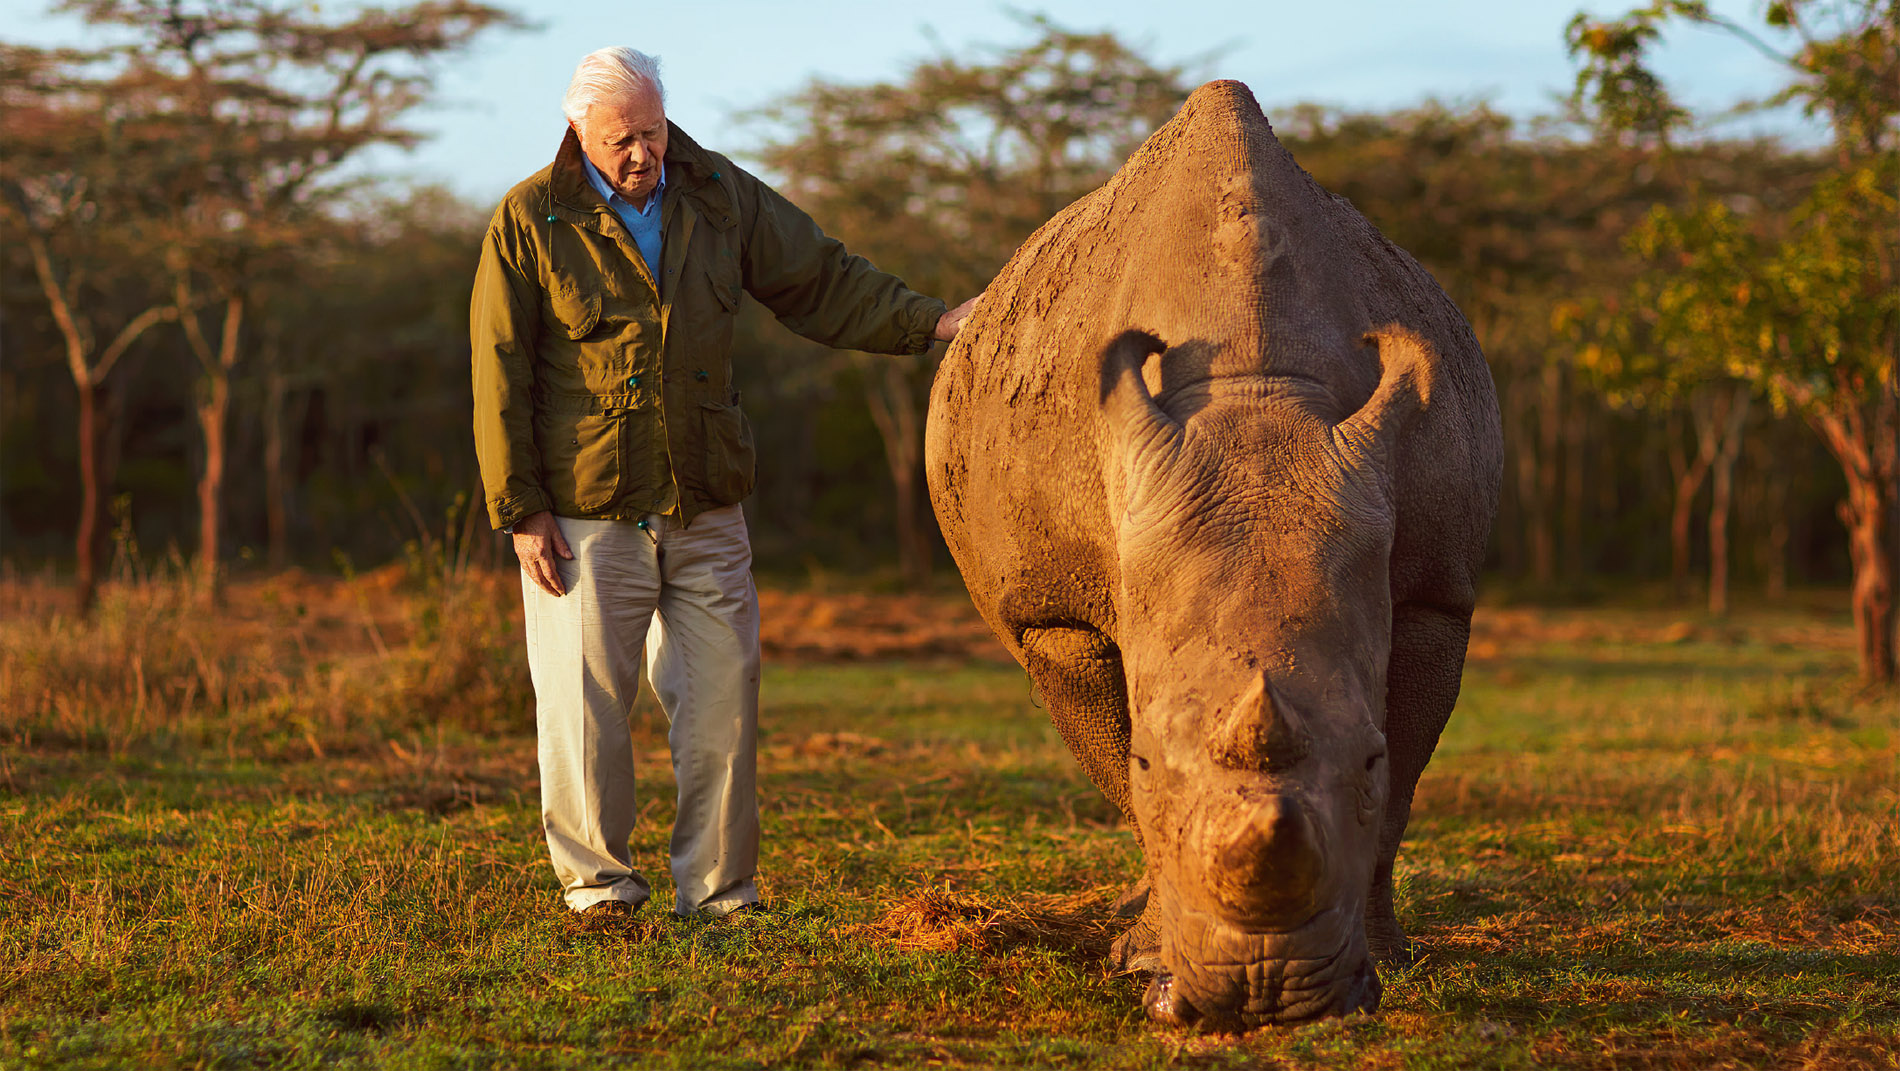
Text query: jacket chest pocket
543 282 602 341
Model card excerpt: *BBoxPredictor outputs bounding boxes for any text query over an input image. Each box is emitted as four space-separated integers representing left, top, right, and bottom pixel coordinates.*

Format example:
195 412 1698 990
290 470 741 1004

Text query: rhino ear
1332 325 1438 474
1097 329 1174 443
1098 329 1187 514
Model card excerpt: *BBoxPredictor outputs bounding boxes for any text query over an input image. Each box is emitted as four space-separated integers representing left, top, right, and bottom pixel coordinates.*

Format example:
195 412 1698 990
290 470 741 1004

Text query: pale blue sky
3 0 1805 204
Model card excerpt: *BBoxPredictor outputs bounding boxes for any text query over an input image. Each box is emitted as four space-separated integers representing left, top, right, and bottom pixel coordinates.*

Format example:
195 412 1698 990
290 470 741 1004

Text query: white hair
562 47 665 129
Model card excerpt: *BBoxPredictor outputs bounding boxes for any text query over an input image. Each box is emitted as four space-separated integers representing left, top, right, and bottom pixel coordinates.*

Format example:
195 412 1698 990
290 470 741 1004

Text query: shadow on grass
1477 654 1846 684
1407 939 1900 1030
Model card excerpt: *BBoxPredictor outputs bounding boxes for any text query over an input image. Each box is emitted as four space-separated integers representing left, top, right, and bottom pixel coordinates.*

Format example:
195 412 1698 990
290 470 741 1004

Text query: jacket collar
550 122 735 229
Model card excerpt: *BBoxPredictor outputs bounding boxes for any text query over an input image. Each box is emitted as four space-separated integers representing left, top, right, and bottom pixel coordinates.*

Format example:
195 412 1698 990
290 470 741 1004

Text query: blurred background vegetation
1 0 1893 679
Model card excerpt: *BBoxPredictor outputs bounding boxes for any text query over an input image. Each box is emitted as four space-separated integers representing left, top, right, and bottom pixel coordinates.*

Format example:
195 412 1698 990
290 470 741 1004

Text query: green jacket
471 124 946 529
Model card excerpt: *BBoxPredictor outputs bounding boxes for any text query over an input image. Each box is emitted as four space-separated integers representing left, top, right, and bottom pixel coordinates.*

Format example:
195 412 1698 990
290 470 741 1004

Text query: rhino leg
1019 625 1160 972
1367 601 1473 967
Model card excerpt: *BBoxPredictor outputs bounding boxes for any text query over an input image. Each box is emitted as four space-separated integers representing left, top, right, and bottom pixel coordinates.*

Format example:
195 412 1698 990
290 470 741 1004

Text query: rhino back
927 79 1501 646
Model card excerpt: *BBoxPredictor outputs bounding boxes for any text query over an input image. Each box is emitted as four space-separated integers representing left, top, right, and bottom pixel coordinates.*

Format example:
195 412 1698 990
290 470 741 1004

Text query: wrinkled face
1118 415 1396 1030
573 82 667 205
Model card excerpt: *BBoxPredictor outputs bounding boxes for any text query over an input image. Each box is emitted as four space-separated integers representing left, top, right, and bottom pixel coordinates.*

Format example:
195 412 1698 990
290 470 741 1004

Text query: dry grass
0 567 532 758
870 886 1120 956
0 573 1895 1069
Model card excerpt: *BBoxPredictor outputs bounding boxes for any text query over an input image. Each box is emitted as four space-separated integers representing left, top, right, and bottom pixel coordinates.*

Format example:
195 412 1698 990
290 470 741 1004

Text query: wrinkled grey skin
926 81 1502 1031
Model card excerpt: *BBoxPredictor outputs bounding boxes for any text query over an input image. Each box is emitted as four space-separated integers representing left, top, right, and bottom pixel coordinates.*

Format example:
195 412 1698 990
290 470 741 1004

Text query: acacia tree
1566 242 1762 618
1571 0 1899 681
743 17 1191 587
56 0 516 601
0 44 183 615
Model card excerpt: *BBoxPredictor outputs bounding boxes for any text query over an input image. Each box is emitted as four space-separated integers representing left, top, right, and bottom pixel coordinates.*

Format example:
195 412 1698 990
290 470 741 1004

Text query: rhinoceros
925 81 1503 1030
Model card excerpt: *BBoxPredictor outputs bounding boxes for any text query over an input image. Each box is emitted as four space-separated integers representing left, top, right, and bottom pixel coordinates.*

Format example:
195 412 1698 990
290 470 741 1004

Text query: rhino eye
1365 752 1385 773
1133 754 1152 772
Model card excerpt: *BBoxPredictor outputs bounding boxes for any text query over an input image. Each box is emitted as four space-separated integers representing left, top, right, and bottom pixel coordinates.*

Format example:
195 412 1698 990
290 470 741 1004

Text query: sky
2 0 1807 205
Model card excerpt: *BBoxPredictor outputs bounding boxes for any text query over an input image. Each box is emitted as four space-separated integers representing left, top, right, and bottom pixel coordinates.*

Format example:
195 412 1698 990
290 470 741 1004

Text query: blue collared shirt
581 155 665 283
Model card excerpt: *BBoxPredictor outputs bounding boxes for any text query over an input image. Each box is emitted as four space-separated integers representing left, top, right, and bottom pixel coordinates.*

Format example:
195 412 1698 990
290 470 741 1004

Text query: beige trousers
521 506 761 915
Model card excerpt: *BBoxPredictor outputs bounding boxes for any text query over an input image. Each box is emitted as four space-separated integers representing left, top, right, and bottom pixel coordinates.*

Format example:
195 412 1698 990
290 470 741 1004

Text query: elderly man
473 46 975 921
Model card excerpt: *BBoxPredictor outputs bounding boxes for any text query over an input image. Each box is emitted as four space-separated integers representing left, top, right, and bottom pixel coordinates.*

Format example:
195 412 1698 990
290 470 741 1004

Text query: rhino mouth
1144 904 1380 1031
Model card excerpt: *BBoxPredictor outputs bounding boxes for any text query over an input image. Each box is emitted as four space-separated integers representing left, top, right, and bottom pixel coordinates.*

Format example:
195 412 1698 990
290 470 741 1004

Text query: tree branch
13 208 94 385
94 302 179 382
1690 9 1799 69
173 270 221 372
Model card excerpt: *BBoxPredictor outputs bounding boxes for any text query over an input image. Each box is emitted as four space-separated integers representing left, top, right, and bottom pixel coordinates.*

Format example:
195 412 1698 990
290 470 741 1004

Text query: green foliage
743 14 1192 302
1569 0 1898 680
1757 161 1899 401
1565 5 1689 144
0 4 1880 604
1575 199 1761 406
1574 82 1895 421
734 16 1195 584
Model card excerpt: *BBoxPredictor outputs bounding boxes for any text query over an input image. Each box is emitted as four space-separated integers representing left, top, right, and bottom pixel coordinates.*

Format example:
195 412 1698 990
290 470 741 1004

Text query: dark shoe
678 900 765 922
717 902 767 923
566 897 644 933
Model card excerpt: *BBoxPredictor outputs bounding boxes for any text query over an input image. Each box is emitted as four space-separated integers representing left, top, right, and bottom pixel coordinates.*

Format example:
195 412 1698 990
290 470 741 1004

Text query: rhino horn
1212 793 1325 914
1209 672 1311 771
1331 325 1439 475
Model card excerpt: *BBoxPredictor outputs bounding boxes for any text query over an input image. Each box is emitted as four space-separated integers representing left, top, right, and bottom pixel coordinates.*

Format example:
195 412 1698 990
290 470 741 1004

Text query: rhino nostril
1142 972 1200 1027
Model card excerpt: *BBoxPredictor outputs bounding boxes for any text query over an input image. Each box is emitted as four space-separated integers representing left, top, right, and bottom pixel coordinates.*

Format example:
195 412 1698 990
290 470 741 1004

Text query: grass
1 571 1895 1069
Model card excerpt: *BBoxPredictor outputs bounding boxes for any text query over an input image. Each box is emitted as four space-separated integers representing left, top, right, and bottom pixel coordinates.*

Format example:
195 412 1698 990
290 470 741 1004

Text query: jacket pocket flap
705 266 741 314
547 285 601 340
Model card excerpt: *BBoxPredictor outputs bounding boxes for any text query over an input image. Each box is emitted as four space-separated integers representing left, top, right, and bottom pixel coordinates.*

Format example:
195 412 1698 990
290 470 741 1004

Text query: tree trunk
860 356 933 589
1791 378 1899 685
891 460 933 591
74 380 105 616
180 291 245 605
1706 388 1750 617
196 371 230 600
1562 391 1588 578
1669 469 1699 603
1765 508 1791 600
1499 377 1530 576
9 216 173 616
1509 378 1544 583
1755 432 1791 600
264 367 290 570
1669 396 1720 604
1531 361 1562 587
1840 470 1897 684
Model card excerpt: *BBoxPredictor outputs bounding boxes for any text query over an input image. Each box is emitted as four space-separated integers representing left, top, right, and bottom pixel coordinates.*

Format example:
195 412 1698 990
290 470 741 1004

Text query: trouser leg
644 504 763 916
521 516 659 912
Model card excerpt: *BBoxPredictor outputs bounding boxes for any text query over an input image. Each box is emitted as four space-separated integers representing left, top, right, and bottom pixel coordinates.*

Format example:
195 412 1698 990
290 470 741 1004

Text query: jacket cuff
488 488 553 530
899 297 949 355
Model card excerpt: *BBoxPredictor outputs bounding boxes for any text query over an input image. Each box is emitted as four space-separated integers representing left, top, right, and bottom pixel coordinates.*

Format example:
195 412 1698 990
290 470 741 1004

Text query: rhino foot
1365 912 1417 968
1112 873 1151 918
1110 896 1163 975
1111 920 1162 974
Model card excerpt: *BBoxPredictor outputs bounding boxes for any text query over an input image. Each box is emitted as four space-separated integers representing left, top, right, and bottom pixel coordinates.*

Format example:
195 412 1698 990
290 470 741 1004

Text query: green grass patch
2 587 1896 1068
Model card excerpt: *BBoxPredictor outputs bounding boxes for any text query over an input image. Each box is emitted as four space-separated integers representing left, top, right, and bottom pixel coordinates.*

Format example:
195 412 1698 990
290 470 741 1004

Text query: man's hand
513 510 574 597
933 293 983 342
